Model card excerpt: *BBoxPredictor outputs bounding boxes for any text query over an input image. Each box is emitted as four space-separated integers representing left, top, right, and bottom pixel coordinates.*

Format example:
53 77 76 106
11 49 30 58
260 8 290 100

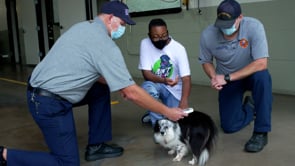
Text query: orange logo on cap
239 38 249 48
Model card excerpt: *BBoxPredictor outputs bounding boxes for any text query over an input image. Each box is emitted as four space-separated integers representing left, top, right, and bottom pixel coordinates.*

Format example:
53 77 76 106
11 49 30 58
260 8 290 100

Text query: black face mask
151 39 168 50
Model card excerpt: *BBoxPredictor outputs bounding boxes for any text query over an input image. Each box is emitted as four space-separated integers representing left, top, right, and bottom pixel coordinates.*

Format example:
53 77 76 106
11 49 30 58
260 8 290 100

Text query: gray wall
116 0 295 96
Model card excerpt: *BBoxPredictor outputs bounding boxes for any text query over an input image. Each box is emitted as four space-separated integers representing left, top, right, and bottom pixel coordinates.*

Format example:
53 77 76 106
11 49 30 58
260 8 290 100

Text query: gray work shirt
30 17 135 103
199 17 269 74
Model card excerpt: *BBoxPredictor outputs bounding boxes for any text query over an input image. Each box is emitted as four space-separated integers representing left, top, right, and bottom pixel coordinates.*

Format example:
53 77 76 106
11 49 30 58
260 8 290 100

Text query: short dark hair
148 18 167 32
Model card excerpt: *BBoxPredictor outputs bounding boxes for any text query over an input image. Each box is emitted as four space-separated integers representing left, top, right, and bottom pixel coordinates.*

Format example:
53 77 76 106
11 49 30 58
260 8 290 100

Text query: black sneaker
141 112 151 124
85 143 124 161
244 132 268 153
0 146 7 166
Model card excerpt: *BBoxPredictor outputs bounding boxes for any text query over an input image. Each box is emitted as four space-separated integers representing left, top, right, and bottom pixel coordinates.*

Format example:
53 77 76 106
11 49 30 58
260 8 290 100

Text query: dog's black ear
154 120 160 132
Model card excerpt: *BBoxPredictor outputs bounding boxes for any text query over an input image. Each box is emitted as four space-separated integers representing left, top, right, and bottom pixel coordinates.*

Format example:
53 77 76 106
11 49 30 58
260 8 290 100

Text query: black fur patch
178 110 218 157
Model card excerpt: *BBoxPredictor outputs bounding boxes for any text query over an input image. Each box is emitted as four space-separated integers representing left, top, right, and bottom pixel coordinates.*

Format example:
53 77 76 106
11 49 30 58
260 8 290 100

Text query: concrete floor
1 64 295 166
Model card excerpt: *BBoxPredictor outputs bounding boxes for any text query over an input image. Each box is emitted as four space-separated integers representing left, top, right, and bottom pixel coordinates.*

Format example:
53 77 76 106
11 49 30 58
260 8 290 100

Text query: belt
28 84 66 101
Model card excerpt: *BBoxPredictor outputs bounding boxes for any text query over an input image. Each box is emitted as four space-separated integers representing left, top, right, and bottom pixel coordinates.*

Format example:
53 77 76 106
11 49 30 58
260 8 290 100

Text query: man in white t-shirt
138 18 191 126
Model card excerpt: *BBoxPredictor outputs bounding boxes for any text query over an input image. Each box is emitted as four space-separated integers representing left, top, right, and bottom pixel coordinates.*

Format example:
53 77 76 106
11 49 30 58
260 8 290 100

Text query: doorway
0 0 20 64
1 0 98 66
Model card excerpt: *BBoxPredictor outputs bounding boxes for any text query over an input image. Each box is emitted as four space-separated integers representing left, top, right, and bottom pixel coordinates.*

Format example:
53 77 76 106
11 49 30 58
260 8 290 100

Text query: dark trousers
7 82 111 166
218 70 272 133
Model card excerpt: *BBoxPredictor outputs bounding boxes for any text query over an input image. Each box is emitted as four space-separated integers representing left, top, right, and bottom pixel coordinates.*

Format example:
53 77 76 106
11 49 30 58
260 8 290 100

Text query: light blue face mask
221 23 237 36
111 25 126 39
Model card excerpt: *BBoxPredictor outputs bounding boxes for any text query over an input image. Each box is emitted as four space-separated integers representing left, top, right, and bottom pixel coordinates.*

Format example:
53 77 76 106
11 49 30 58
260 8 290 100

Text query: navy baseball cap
215 0 241 28
101 0 135 25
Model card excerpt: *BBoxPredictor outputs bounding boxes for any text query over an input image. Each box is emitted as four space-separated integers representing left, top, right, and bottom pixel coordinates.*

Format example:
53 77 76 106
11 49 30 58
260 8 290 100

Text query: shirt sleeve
138 38 152 70
199 29 214 64
176 45 191 77
95 44 135 92
250 20 269 59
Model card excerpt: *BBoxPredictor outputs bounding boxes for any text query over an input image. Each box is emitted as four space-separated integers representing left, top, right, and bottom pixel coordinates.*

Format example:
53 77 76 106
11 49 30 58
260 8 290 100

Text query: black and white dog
154 110 218 166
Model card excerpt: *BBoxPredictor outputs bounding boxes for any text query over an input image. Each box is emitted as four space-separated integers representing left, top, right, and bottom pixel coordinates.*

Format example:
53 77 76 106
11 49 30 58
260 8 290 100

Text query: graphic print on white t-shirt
151 54 174 78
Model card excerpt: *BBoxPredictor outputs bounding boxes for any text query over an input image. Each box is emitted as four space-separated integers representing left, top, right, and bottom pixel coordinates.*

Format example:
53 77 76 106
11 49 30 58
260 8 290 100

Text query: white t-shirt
138 37 191 100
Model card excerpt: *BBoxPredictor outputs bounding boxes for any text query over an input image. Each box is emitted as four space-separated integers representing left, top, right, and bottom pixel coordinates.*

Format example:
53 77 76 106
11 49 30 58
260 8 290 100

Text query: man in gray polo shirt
0 1 187 166
199 0 272 153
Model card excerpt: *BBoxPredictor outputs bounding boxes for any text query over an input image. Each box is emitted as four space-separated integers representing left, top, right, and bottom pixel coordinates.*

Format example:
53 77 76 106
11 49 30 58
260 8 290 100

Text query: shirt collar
93 17 108 34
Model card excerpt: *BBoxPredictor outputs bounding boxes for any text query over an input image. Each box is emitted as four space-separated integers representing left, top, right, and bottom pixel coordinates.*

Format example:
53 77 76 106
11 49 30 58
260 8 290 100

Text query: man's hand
164 107 188 121
211 75 227 90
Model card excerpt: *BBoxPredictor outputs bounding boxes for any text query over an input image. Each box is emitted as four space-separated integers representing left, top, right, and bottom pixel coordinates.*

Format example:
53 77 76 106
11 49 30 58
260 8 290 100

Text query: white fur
154 119 210 166
189 148 209 166
154 120 188 161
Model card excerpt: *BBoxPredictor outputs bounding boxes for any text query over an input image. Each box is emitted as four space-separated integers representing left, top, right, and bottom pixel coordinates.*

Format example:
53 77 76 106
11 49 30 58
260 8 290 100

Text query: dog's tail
205 116 218 154
195 116 218 166
198 148 209 166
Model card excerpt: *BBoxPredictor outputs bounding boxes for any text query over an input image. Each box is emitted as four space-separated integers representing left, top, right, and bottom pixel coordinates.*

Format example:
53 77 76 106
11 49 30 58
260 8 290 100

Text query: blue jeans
7 82 111 166
141 81 179 126
218 70 272 133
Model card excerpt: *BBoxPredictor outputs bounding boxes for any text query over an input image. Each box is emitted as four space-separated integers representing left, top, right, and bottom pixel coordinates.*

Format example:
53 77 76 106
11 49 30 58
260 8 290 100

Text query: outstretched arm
119 84 187 121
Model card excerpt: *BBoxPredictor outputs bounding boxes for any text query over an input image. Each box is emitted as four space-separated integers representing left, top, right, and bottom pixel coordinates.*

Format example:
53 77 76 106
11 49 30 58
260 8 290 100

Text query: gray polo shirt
30 17 135 103
199 17 269 74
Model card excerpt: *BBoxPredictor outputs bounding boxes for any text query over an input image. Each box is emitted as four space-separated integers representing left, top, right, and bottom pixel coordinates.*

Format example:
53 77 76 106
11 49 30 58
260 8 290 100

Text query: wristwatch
224 74 231 83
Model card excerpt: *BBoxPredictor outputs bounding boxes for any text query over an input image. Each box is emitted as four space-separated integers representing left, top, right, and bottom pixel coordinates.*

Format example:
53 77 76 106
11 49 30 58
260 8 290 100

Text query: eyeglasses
150 32 169 41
